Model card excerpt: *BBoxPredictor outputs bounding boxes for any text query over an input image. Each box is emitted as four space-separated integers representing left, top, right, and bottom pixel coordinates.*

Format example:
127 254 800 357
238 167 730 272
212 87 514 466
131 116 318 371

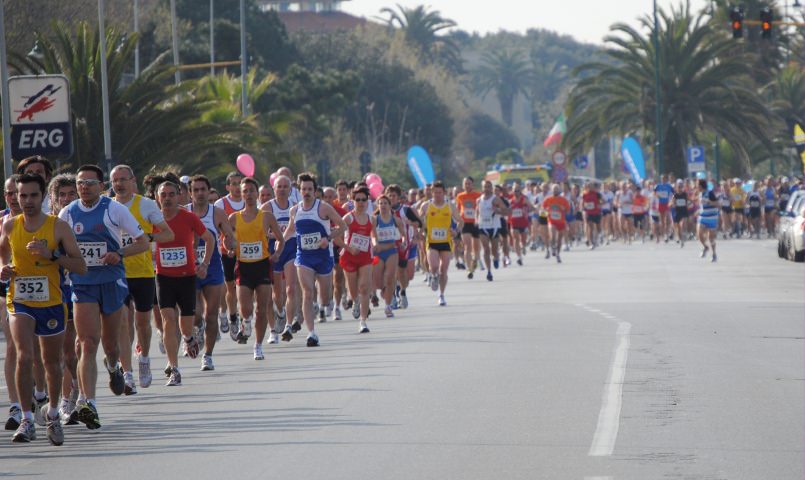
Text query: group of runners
0 154 800 447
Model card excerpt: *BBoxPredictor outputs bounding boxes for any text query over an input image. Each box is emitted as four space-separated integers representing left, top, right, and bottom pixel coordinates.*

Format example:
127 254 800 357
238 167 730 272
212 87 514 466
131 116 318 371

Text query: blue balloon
407 146 435 188
621 137 646 184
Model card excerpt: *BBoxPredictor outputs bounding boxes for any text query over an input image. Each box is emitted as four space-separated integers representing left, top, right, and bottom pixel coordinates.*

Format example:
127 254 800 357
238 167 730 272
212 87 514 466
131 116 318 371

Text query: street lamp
27 40 43 60
653 0 663 175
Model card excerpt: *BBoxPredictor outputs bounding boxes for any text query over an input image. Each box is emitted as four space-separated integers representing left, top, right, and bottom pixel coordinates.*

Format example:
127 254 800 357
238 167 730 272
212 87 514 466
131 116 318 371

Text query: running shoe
385 305 394 318
59 398 78 426
267 331 279 344
517 258 523 266
341 295 350 311
139 356 152 388
467 271 474 279
196 324 205 350
276 307 286 322
493 259 499 269
11 418 36 443
166 368 182 386
281 325 293 342
253 344 265 360
242 318 253 338
544 250 550 259
34 396 48 426
218 310 229 333
325 302 333 317
503 257 511 267
371 294 379 307
556 255 562 264
701 246 709 258
104 359 125 396
157 329 166 354
312 303 320 317
46 413 64 446
291 320 302 333
712 254 718 263
345 298 353 310
183 336 200 359
164 364 172 378
229 318 240 342
486 271 493 282
352 303 360 319
318 308 327 323
400 294 408 309
5 406 21 431
76 402 101 430
201 354 215 371
123 371 137 396
430 275 439 291
438 295 446 306
306 333 320 347
391 295 398 310
333 308 342 321
359 321 370 334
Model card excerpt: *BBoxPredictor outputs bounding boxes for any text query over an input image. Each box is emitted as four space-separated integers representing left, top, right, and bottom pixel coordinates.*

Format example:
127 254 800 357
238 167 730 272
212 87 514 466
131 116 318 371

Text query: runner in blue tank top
281 173 346 347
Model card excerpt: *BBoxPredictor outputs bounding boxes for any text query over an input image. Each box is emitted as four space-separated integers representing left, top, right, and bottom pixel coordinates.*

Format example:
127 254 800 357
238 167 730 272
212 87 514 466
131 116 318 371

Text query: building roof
277 11 369 33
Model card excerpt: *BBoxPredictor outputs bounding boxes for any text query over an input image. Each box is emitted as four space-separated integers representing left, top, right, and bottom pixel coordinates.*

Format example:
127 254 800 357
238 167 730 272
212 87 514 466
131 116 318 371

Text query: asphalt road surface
1 238 803 480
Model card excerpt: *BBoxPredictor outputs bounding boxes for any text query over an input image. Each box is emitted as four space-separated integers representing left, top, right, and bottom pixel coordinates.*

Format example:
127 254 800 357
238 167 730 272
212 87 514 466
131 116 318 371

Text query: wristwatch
50 249 61 261
116 249 125 259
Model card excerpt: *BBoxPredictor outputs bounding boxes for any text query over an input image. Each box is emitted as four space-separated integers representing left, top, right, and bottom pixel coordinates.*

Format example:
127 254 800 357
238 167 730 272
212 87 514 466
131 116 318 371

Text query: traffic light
730 6 744 39
760 7 773 40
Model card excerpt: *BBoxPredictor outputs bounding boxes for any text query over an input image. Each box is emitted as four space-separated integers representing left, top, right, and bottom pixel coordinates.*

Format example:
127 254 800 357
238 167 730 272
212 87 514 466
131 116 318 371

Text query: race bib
239 241 263 260
430 228 447 241
79 242 107 267
377 226 398 243
300 232 322 250
277 220 289 233
479 216 495 228
121 233 135 247
550 211 562 220
463 208 475 220
583 202 594 210
196 245 206 264
675 199 687 207
750 200 760 208
657 190 668 199
159 247 187 267
512 208 523 218
13 276 49 302
349 233 371 252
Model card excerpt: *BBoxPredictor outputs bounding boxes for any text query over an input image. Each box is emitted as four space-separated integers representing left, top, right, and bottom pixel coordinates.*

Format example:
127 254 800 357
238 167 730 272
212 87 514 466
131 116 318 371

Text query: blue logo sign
573 156 589 170
687 145 705 173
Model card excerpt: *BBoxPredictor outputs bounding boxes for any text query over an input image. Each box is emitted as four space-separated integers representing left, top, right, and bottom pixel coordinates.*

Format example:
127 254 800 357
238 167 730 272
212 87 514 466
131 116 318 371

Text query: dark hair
698 179 708 190
297 172 317 190
190 175 211 190
385 184 402 196
240 177 260 191
157 181 180 195
432 181 446 191
352 186 369 200
144 171 181 199
335 179 349 189
226 171 242 182
48 174 77 202
17 155 53 179
464 176 474 183
77 164 105 182
16 173 47 195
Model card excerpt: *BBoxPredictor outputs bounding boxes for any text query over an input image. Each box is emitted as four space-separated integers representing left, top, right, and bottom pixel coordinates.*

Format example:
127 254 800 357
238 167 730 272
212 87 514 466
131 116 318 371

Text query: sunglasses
77 179 102 187
354 197 368 202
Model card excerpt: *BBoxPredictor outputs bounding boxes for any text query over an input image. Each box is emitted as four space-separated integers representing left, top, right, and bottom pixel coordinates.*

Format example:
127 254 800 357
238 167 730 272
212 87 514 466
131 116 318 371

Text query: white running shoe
429 275 438 292
400 294 408 309
253 344 265 360
438 295 446 306
267 332 279 344
243 318 253 338
138 356 152 388
333 308 342 321
384 305 394 318
359 321 369 334
325 302 334 317
201 354 215 371
157 330 166 354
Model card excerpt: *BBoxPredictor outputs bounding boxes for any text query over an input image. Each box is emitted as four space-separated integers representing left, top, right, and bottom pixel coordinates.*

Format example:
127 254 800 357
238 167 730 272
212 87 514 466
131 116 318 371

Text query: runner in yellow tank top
0 174 86 445
419 181 463 306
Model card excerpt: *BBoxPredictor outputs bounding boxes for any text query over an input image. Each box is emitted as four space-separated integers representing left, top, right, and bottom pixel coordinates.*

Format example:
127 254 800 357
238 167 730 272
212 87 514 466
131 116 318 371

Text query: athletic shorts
512 226 528 233
272 240 297 273
586 214 601 225
658 203 669 214
236 258 272 289
197 258 225 289
10 303 67 336
125 277 156 313
0 281 7 298
651 215 660 223
548 221 567 231
623 213 633 219
61 284 73 321
375 246 397 262
632 214 645 226
222 254 236 282
156 274 196 316
721 206 733 213
565 213 575 222
575 212 583 222
602 209 612 216
674 209 688 220
461 223 480 238
538 216 548 226
698 218 718 230
72 279 128 315
295 254 334 276
748 208 761 219
340 254 372 273
764 206 776 214
428 242 452 253
408 245 418 260
480 228 499 239
498 222 509 237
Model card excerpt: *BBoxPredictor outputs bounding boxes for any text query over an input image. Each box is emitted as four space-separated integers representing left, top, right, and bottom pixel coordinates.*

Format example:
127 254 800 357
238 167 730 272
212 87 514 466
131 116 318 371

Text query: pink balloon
269 172 278 187
365 173 381 185
369 181 384 200
236 153 255 177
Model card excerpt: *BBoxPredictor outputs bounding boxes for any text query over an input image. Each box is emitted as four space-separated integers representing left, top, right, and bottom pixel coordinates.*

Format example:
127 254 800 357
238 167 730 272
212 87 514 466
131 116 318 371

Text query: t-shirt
455 191 482 223
155 209 207 277
654 183 674 204
542 195 571 223
120 195 164 225
582 191 601 215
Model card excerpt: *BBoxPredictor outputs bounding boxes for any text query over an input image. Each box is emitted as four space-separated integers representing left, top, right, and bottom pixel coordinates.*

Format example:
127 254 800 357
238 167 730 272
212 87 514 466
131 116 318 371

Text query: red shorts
339 253 372 273
658 203 669 214
548 221 567 231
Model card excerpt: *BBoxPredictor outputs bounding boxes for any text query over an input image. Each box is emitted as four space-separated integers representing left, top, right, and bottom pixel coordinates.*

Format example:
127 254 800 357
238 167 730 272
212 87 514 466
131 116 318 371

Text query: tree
9 22 252 178
564 4 775 176
379 4 462 73
471 49 535 127
467 112 521 160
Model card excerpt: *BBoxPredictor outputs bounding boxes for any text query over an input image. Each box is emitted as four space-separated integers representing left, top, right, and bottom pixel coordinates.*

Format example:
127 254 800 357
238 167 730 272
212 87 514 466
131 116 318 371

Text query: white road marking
584 477 613 480
589 320 632 457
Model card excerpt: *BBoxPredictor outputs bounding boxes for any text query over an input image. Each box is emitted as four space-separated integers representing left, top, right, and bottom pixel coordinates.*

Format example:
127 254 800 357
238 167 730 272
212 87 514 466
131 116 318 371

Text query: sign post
9 75 73 161
687 145 706 176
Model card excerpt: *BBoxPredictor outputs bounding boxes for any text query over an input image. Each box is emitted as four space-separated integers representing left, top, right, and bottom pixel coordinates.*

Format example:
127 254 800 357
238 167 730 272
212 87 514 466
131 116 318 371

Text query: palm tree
9 22 253 178
472 49 535 128
379 4 462 73
564 4 775 176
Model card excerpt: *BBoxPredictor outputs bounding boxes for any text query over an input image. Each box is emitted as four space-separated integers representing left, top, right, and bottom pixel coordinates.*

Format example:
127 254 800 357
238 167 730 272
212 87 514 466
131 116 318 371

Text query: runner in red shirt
339 186 374 333
155 181 214 386
542 184 571 263
581 182 602 249
508 184 531 266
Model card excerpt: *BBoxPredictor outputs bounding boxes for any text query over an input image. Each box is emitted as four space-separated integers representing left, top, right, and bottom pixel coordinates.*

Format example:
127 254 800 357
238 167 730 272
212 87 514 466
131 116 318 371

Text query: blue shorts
71 279 128 315
408 246 418 260
295 253 334 276
375 244 398 262
197 259 225 289
698 218 718 230
61 284 74 320
10 302 67 336
272 239 297 273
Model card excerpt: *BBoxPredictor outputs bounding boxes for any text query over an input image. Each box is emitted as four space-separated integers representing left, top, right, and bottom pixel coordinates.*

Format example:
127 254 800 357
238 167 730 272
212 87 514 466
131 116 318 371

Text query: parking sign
687 145 705 174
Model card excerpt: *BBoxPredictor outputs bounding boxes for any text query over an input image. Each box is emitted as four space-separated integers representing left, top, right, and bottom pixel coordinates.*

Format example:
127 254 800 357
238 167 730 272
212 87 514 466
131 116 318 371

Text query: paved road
1 238 803 479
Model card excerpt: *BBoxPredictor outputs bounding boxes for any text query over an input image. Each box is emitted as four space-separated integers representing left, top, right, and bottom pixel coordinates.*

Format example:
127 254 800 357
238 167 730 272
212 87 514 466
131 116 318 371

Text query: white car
777 190 805 262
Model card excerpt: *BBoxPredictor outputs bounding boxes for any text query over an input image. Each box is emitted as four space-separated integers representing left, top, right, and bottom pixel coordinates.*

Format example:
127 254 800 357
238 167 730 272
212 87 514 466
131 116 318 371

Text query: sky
341 0 716 45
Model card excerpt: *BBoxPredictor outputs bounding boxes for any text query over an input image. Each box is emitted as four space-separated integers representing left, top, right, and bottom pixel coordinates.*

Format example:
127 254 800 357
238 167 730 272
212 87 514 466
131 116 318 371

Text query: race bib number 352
13 276 49 302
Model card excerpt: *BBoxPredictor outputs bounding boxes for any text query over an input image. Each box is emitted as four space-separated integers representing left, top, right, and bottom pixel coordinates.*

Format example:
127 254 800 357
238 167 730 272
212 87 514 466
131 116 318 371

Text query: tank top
67 196 124 285
343 213 373 262
187 203 221 266
7 215 61 309
267 198 297 254
294 199 332 258
477 195 498 229
234 209 269 263
219 195 244 255
375 212 399 246
764 187 776 208
509 196 529 228
425 202 452 248
122 195 155 279
699 191 719 219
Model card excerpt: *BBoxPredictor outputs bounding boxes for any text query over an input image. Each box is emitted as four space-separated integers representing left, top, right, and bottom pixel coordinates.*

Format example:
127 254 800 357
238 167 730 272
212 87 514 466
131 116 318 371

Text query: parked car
777 190 805 262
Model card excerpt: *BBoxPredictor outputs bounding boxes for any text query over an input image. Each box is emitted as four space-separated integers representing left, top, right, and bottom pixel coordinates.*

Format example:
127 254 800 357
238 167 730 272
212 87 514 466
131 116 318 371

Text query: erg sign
9 75 73 159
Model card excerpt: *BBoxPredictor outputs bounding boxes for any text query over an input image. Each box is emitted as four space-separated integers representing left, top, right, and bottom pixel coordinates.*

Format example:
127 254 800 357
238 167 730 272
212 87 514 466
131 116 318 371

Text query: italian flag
543 113 566 148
